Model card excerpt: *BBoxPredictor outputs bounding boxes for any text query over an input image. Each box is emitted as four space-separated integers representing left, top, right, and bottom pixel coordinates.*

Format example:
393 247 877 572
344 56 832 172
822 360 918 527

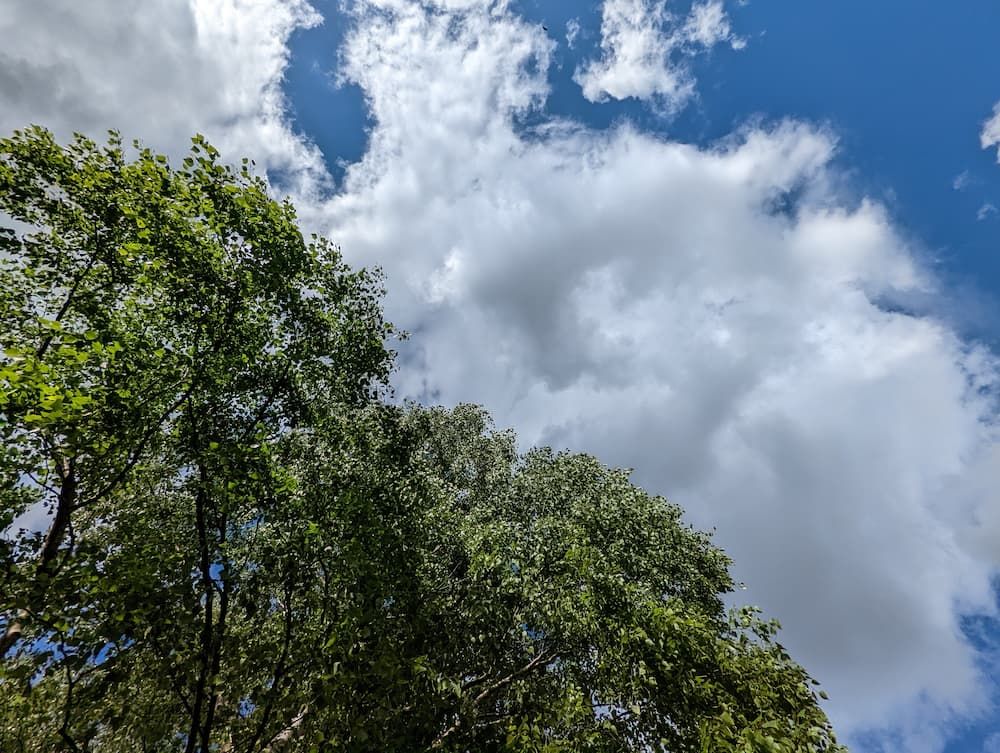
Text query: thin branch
258 706 309 753
76 385 192 510
36 251 99 361
58 635 84 753
431 649 558 749
244 583 295 753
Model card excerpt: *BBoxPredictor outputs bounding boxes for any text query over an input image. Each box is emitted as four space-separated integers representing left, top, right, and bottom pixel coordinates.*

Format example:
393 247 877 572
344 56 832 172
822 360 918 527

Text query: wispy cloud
982 102 1000 161
566 17 581 48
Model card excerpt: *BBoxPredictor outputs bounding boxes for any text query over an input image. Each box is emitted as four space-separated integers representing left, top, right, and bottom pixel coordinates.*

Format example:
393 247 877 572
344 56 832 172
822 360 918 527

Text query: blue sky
3 1 1000 751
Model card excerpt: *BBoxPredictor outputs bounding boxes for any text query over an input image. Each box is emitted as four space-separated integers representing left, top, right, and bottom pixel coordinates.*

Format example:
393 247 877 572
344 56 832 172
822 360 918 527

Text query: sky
1 1 1000 751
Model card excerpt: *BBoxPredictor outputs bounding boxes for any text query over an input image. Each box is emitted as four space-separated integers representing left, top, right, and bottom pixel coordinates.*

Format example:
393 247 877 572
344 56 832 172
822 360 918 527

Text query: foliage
0 127 845 753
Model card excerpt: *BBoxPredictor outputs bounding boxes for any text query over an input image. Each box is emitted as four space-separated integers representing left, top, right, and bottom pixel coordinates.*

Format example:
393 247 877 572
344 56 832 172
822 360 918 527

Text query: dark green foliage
0 127 845 753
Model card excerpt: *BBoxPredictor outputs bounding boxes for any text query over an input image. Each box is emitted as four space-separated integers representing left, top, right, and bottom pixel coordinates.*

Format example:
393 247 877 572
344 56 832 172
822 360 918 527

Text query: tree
0 126 395 751
0 128 846 752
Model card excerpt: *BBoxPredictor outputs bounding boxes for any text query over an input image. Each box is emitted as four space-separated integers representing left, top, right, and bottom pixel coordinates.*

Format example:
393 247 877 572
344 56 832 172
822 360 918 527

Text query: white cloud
320 2 1000 748
574 0 739 108
0 0 328 196
977 202 998 221
683 0 732 47
953 170 972 191
3 2 1000 751
982 102 1000 161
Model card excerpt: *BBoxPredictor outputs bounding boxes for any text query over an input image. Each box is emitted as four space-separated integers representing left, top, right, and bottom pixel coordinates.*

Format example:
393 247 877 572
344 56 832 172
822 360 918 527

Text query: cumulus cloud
317 1 1000 747
4 1 1000 751
0 0 329 195
574 0 739 108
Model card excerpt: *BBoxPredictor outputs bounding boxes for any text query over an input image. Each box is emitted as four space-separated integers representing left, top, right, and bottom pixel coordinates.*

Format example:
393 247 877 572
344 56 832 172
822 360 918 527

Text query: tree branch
258 706 309 753
35 250 98 361
244 583 295 753
1 455 77 658
431 649 558 749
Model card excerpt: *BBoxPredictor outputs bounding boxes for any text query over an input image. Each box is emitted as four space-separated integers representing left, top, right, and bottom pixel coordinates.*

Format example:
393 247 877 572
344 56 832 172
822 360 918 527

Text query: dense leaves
0 128 845 752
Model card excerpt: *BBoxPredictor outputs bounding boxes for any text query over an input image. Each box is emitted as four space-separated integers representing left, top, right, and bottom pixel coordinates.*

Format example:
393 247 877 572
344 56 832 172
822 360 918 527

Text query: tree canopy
0 127 846 753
